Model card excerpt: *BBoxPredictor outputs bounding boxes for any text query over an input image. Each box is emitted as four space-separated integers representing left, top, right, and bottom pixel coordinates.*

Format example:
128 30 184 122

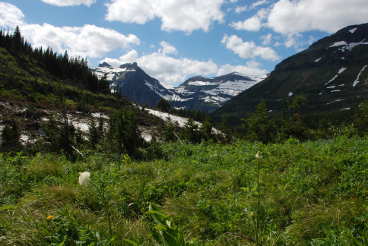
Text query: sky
1 0 368 88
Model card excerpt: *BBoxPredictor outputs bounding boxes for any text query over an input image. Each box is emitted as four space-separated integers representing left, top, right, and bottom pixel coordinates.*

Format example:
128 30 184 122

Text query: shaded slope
214 23 368 121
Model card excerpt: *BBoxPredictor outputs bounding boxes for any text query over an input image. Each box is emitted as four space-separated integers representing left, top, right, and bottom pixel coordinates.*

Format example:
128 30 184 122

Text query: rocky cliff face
94 62 174 107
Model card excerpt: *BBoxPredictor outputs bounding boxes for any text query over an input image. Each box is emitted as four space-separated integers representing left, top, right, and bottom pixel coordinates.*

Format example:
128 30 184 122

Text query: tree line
0 27 110 94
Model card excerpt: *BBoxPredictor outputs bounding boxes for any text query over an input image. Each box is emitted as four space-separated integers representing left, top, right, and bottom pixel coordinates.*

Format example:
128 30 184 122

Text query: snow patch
187 81 212 86
353 65 368 87
145 108 223 135
341 107 351 111
327 99 344 105
330 41 347 47
145 108 195 128
314 57 322 63
330 40 368 52
91 112 110 119
349 28 358 34
325 67 347 85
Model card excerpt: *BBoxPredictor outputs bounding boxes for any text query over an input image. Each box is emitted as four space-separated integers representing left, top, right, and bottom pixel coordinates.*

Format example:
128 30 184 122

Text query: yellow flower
47 215 55 220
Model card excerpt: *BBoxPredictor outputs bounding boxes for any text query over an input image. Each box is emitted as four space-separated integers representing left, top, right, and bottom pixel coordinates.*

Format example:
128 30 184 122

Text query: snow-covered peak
171 72 265 111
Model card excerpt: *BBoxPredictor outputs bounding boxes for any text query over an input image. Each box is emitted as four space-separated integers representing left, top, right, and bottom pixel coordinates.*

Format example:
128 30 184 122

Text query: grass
1 136 368 245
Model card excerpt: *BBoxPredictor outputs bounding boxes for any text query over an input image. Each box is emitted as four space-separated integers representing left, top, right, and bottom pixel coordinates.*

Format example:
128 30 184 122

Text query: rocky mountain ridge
94 63 264 112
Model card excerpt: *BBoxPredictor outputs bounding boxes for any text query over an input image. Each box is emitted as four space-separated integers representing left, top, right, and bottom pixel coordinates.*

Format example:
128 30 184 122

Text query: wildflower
47 215 55 220
79 171 91 185
255 151 261 159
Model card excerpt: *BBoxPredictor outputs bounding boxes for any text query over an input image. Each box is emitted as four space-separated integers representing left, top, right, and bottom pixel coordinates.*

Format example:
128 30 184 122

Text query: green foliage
107 109 143 157
2 136 368 245
242 101 276 143
354 101 368 135
157 98 172 113
148 204 197 246
1 120 21 152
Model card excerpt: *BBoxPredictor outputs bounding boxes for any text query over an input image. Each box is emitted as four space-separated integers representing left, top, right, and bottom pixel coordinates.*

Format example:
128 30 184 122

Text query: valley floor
1 137 368 245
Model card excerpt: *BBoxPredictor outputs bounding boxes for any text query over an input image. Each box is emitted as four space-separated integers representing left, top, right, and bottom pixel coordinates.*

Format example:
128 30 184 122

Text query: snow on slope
145 108 222 135
353 65 368 87
325 67 347 85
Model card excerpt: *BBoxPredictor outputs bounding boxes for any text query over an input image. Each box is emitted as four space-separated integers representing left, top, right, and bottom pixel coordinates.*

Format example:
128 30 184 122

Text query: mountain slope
94 62 174 107
172 73 265 112
214 23 368 121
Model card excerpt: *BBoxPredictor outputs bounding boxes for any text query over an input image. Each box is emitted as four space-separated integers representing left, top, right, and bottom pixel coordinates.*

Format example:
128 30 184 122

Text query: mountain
94 62 174 107
172 73 265 112
214 23 368 121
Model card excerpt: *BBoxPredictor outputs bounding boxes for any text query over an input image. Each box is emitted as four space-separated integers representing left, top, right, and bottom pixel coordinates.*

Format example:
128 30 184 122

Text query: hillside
0 29 199 150
214 23 368 122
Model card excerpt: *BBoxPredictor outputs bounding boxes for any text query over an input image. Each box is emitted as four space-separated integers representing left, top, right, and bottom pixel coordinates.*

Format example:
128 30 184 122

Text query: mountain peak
120 62 139 70
98 62 111 68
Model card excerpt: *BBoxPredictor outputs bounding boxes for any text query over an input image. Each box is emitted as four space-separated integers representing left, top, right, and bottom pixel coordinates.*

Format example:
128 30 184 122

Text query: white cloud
41 0 96 7
251 0 270 9
0 2 140 59
267 0 368 34
261 33 273 45
231 8 268 31
234 6 247 14
0 2 25 28
222 34 279 61
102 46 268 87
20 24 140 58
159 41 177 55
231 15 262 31
105 0 225 33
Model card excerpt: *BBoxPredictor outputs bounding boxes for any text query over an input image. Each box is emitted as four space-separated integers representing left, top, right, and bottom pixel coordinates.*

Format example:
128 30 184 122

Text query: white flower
255 151 261 159
78 171 91 186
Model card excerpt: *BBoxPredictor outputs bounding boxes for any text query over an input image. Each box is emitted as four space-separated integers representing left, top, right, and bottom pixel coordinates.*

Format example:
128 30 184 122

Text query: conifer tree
1 120 21 152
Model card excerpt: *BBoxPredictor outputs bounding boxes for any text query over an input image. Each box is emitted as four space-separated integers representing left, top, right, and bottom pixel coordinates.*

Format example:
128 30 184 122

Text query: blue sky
1 0 368 87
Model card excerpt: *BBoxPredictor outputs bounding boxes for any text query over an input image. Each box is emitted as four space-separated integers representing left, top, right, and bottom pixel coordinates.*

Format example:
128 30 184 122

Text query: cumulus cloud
20 24 140 58
105 0 225 33
0 2 140 59
0 2 25 28
41 0 96 7
267 0 368 34
222 34 279 61
102 46 267 87
159 41 177 55
231 8 268 31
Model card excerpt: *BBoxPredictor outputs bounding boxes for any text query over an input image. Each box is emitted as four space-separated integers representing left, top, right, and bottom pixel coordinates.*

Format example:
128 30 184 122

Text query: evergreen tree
1 120 21 152
182 118 201 144
353 101 368 135
157 98 172 112
200 120 213 142
242 101 276 143
88 118 99 148
107 109 143 156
